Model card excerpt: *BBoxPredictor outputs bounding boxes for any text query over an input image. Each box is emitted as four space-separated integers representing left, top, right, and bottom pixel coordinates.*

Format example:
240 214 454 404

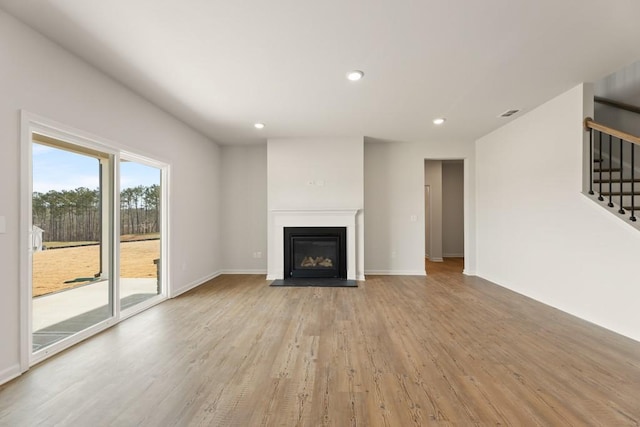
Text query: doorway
424 159 464 273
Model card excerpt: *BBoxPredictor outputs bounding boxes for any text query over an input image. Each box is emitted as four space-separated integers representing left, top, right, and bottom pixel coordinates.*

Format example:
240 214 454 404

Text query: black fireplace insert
284 227 347 279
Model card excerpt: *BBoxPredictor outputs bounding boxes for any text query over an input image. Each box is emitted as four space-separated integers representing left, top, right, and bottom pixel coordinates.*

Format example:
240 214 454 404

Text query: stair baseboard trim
582 192 640 232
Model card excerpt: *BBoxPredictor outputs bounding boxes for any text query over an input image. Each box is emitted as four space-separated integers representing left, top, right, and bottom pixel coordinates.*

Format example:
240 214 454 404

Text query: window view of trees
32 184 160 243
119 185 160 236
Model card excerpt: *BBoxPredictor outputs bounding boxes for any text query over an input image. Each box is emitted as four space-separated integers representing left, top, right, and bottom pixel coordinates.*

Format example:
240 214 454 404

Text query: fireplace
284 227 347 279
268 209 361 281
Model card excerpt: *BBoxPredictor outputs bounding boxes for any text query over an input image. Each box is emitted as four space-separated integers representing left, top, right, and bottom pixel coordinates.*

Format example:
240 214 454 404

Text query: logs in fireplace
284 227 347 279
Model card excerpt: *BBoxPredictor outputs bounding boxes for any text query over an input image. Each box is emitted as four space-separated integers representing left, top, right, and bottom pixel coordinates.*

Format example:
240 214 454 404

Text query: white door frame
423 157 467 271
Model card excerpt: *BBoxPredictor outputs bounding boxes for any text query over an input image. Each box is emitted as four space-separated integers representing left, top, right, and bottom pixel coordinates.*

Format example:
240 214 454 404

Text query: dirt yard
33 239 160 297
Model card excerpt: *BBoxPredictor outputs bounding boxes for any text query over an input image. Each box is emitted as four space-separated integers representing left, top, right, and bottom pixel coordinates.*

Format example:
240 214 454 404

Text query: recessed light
347 70 364 81
254 123 265 129
433 117 446 125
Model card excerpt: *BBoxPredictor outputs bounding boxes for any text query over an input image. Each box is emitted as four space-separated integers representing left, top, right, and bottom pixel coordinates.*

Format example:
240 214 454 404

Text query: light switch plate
0 216 5 233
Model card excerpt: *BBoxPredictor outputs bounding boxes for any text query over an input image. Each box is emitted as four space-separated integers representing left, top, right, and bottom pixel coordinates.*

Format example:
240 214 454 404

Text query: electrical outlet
256 251 262 258
391 250 397 258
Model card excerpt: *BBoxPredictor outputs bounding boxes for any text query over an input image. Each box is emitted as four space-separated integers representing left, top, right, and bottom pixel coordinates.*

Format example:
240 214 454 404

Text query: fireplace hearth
284 227 347 279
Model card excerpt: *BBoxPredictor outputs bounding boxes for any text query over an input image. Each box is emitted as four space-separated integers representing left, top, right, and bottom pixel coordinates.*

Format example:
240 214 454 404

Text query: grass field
44 233 161 249
33 239 160 297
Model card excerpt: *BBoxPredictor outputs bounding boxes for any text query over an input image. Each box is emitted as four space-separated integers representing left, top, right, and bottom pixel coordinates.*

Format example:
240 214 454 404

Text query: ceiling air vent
498 109 520 118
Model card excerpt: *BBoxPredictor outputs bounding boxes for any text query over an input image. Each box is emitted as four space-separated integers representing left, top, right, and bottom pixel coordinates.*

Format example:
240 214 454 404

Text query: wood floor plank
1 267 640 426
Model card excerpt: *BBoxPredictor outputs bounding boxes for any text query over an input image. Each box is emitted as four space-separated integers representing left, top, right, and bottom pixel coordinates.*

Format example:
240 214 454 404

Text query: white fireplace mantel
267 209 362 281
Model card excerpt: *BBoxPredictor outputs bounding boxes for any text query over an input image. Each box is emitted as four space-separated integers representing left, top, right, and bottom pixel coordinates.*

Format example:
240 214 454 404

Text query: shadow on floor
33 293 156 351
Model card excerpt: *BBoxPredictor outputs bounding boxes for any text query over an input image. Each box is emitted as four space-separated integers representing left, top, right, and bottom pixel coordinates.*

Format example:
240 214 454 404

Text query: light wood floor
426 257 464 275
1 265 640 425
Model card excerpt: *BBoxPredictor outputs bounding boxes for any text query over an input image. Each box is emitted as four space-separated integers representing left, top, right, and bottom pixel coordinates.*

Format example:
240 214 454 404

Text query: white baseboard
443 253 464 258
221 270 267 275
476 271 640 344
172 271 222 298
0 364 21 386
462 269 476 276
427 257 444 262
364 270 426 276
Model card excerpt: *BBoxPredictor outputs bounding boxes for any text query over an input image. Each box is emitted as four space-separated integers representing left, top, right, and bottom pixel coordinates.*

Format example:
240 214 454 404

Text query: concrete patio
32 278 158 351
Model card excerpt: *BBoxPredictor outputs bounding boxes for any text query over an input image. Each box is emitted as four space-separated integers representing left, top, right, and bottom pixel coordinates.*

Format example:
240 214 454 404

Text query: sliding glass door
24 117 168 366
31 134 114 354
119 158 163 313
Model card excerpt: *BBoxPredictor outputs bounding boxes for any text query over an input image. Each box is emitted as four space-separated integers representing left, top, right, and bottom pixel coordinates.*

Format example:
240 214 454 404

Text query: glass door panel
31 136 113 353
119 160 162 312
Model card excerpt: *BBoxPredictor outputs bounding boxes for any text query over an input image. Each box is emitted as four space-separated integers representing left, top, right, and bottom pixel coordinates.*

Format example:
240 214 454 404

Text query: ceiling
2 0 640 145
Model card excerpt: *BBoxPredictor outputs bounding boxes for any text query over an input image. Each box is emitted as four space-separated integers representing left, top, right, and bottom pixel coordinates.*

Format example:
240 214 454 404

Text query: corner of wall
171 271 222 298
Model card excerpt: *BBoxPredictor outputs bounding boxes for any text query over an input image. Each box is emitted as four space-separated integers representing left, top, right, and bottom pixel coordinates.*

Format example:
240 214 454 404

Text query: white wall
221 145 267 273
0 10 221 384
267 138 364 210
226 137 476 278
267 137 364 279
364 139 476 275
222 137 476 277
476 83 640 342
442 161 464 257
424 161 443 261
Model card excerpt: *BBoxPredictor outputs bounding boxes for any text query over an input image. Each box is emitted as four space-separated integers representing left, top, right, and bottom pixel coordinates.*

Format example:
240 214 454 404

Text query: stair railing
584 118 640 222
